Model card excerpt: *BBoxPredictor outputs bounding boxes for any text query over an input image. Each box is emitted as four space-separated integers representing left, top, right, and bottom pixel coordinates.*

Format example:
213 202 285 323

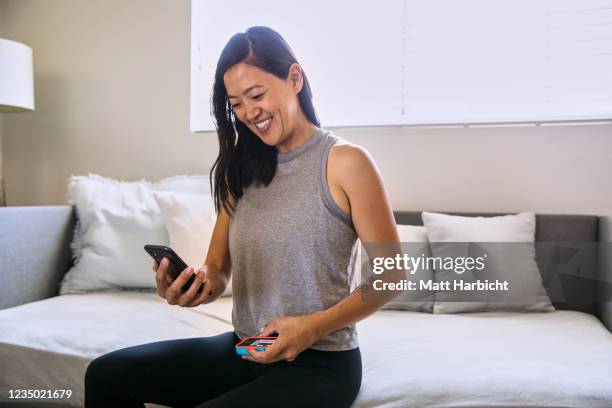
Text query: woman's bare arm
310 143 402 338
195 201 233 304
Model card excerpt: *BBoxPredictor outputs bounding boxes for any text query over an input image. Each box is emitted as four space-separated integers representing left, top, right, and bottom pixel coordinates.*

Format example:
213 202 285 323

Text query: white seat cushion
0 292 233 407
355 309 612 407
1 292 611 407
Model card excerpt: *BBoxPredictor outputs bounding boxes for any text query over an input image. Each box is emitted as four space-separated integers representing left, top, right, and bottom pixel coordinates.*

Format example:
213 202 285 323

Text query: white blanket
1 292 611 407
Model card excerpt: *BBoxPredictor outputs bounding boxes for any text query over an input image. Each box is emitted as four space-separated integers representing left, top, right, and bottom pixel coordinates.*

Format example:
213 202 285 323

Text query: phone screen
237 337 276 348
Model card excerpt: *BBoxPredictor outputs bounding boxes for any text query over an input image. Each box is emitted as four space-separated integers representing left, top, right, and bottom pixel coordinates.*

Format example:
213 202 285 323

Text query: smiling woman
84 26 400 408
210 27 323 215
223 62 314 154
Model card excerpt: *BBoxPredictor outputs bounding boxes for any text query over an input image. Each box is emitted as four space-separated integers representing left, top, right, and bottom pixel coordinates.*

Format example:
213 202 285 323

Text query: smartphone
235 336 278 356
144 244 197 293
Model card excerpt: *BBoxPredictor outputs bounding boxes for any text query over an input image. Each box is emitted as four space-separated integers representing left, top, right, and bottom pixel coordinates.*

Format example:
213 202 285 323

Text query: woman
85 26 399 408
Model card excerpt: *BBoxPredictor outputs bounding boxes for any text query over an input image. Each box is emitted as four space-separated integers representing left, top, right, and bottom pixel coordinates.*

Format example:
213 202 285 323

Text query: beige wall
2 0 611 217
2 0 215 205
0 0 5 205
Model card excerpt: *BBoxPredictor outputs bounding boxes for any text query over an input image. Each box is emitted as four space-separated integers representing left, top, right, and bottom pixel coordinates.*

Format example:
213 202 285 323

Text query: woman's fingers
155 260 217 307
155 258 170 298
187 278 213 307
166 267 195 305
177 271 205 307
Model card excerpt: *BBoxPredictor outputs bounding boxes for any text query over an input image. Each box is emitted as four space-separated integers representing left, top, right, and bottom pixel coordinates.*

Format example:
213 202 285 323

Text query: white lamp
0 38 35 206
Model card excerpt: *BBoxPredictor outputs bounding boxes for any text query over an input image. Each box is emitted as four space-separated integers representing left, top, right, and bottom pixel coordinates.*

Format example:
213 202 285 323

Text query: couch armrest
598 215 612 334
0 205 75 310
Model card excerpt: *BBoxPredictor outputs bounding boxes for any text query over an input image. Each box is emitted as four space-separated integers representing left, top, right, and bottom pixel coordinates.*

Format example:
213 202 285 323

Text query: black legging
84 330 362 408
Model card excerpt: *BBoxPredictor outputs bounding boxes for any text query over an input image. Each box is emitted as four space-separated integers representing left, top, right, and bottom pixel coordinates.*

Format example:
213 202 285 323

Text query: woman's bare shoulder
328 139 376 175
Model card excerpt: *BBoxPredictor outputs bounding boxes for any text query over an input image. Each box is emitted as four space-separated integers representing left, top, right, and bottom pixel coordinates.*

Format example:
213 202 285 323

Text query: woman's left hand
241 314 324 364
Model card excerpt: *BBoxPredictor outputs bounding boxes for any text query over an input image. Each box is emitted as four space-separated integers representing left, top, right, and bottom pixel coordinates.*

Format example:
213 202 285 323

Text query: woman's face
223 62 303 147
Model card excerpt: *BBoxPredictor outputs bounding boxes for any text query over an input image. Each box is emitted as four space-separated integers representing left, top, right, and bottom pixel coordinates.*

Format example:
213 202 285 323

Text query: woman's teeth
255 117 272 129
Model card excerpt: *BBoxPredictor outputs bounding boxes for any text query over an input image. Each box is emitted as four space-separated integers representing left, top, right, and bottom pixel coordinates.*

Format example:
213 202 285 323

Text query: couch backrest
394 211 600 315
0 205 76 309
1 205 601 317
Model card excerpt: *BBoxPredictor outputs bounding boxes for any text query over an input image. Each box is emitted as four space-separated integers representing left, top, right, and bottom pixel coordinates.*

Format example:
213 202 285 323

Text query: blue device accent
236 347 266 355
235 336 276 356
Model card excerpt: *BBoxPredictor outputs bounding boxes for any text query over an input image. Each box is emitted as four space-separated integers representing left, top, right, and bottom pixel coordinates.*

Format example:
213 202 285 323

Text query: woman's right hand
152 258 221 307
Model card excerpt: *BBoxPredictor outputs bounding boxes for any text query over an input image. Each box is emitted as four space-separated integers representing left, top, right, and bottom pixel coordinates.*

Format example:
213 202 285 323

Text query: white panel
191 0 612 131
190 0 401 131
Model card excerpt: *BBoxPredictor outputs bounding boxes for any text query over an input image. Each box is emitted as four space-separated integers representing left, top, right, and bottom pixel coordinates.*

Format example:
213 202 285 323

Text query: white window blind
191 0 612 132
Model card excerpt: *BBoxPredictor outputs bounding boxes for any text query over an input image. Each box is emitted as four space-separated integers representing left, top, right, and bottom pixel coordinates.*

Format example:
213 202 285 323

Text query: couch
1 205 612 408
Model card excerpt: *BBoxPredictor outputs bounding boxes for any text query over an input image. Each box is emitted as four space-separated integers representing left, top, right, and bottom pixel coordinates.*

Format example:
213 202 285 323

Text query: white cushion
1 292 610 407
352 225 434 312
153 191 232 296
354 308 612 407
0 292 234 407
60 173 210 294
421 211 555 313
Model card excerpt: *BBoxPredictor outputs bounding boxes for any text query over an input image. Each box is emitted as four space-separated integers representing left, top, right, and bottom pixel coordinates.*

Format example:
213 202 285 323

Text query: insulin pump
235 333 279 356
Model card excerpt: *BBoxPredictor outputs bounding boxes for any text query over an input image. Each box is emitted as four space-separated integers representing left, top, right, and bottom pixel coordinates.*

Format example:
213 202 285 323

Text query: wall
2 0 611 218
0 0 5 205
2 0 212 205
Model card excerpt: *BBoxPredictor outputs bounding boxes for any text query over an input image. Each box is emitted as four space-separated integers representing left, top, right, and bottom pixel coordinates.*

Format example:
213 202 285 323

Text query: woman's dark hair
209 26 320 216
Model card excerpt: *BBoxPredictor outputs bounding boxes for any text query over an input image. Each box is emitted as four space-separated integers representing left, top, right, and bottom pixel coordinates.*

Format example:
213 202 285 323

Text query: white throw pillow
153 191 232 296
351 225 434 312
422 211 555 313
60 173 211 294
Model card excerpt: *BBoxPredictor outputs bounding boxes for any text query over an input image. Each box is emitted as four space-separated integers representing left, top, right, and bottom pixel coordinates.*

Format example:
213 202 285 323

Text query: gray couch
3 205 610 327
1 205 612 408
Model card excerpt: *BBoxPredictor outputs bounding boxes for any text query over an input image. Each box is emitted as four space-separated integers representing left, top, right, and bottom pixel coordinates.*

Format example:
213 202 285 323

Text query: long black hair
209 26 320 216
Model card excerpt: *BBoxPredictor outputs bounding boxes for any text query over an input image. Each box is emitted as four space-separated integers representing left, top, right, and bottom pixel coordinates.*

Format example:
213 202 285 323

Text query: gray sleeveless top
228 127 359 351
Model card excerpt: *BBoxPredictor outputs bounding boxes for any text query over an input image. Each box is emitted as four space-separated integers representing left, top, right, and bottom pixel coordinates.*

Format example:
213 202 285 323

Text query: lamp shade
0 38 34 112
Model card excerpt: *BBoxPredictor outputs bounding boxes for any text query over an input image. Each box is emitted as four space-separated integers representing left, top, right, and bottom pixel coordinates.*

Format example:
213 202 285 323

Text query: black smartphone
144 244 197 293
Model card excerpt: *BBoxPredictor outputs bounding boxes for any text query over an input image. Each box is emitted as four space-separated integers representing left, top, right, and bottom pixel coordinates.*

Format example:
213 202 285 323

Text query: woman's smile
254 116 274 135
